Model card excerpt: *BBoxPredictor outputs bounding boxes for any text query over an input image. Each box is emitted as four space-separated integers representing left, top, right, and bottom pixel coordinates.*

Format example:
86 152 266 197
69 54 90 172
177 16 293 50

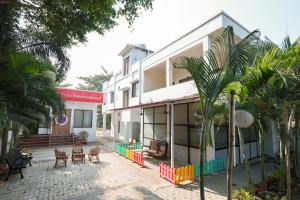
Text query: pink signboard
57 88 103 104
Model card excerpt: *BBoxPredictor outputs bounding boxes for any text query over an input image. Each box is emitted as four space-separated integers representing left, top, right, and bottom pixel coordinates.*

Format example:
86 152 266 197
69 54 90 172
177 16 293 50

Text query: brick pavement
0 137 274 200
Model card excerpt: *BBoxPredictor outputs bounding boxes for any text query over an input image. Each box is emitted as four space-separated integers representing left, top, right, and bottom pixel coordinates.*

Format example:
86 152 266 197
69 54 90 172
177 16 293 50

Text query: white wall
144 68 166 92
173 68 191 84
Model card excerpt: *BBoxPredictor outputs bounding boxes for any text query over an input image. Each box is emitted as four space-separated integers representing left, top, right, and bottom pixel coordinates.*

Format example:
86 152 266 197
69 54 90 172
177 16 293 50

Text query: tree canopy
0 0 154 80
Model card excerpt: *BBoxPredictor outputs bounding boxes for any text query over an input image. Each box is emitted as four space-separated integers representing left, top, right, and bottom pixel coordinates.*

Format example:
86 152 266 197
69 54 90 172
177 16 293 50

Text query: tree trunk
286 108 295 200
12 125 20 150
237 128 252 185
293 114 299 178
227 90 235 200
199 121 205 200
258 119 266 191
0 124 9 158
279 122 285 190
200 133 205 200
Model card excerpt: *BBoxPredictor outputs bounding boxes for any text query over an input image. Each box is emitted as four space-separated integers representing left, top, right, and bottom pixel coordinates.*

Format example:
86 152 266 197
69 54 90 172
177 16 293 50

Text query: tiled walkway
0 137 274 200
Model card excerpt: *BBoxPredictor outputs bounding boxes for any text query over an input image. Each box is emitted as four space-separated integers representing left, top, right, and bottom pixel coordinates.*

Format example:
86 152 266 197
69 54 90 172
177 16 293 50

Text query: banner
57 88 103 104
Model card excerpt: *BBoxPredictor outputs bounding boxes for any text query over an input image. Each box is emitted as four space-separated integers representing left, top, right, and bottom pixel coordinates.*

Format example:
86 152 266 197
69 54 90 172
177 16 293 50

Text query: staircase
20 134 78 148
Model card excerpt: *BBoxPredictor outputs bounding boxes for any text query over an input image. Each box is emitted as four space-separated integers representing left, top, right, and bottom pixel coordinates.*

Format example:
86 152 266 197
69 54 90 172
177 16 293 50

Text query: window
74 110 93 128
123 56 130 76
39 115 49 128
110 92 114 103
132 81 139 97
143 106 167 145
123 90 129 107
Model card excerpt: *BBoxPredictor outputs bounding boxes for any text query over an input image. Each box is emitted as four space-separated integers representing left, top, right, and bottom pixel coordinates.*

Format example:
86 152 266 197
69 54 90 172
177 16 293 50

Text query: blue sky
63 0 300 87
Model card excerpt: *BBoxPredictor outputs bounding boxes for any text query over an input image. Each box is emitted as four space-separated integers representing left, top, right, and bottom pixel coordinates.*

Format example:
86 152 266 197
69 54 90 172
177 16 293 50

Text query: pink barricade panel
159 163 175 184
133 152 144 167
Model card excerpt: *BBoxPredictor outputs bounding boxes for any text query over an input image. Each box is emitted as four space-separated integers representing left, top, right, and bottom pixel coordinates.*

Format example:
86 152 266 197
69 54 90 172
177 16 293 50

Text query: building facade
38 88 103 142
102 12 277 167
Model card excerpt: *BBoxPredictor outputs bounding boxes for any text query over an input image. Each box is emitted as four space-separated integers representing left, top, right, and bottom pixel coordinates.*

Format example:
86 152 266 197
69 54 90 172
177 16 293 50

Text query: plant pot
81 141 88 145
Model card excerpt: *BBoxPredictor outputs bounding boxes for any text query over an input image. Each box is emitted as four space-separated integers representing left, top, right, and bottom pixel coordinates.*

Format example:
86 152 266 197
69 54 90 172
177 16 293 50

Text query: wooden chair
72 143 83 154
72 143 85 164
54 149 68 167
88 145 100 163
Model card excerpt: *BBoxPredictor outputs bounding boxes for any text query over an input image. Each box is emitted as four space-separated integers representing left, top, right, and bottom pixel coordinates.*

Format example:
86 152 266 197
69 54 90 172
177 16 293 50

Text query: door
52 109 71 135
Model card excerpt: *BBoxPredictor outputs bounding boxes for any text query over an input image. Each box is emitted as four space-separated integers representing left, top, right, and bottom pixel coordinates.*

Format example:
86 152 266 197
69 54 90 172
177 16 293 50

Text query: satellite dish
235 110 254 128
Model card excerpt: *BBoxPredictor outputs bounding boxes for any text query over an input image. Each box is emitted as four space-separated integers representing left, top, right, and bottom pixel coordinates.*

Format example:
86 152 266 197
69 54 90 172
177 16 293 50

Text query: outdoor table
72 153 85 164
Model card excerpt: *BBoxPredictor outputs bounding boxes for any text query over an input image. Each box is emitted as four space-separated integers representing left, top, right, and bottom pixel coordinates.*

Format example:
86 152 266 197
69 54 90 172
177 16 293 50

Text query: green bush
233 188 256 200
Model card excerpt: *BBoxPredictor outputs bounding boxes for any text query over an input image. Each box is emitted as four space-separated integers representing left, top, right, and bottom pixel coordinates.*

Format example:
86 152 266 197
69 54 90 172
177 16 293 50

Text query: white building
102 11 277 167
38 88 102 142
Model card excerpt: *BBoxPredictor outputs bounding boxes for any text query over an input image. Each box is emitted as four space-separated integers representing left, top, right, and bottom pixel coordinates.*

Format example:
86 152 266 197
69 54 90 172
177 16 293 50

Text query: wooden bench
148 139 168 159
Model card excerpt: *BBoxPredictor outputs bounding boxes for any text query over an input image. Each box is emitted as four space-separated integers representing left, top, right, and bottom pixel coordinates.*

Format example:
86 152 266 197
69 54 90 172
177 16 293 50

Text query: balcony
142 80 198 104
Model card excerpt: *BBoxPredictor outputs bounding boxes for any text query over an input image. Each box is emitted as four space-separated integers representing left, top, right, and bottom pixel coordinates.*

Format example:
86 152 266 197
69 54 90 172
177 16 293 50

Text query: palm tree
239 38 300 198
182 26 260 200
0 52 65 157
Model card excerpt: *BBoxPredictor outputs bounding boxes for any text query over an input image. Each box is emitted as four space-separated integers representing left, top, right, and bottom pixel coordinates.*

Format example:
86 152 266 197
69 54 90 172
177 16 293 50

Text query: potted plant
78 131 89 145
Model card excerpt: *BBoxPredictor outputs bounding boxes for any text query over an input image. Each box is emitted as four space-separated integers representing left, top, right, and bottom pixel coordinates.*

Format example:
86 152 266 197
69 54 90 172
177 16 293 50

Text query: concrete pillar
166 58 173 87
103 113 107 136
170 103 175 168
166 104 171 158
206 124 215 160
202 35 213 160
140 108 144 146
112 111 116 150
202 35 212 52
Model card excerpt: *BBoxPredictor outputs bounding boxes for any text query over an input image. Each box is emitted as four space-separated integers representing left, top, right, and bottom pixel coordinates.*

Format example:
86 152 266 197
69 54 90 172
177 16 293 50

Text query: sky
63 0 300 88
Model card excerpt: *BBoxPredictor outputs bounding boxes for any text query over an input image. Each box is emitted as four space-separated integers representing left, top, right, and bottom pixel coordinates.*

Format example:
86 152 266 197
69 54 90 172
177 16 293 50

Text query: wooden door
52 109 71 135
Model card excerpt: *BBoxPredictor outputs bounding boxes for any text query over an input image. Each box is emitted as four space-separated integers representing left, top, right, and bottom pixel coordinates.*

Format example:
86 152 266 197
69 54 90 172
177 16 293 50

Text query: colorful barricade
160 159 225 185
133 152 144 167
194 159 225 177
114 143 144 167
175 165 194 184
114 143 126 156
126 149 135 161
159 163 176 184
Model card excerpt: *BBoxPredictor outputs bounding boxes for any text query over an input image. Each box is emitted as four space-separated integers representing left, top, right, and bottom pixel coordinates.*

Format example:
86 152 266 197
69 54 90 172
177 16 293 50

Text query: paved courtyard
0 137 274 200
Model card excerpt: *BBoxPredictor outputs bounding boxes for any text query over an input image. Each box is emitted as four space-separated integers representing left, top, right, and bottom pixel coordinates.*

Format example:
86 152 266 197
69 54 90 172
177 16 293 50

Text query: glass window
174 104 187 124
188 103 196 125
144 124 153 138
123 90 129 107
132 82 139 97
83 110 92 128
190 128 201 148
74 110 93 128
74 110 84 128
144 108 153 123
154 106 167 123
215 126 228 150
174 126 188 145
110 92 114 103
123 56 130 76
154 125 167 141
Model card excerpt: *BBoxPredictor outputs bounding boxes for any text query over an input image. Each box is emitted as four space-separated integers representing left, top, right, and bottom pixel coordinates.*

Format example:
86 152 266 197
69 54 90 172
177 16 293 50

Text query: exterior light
235 110 254 128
